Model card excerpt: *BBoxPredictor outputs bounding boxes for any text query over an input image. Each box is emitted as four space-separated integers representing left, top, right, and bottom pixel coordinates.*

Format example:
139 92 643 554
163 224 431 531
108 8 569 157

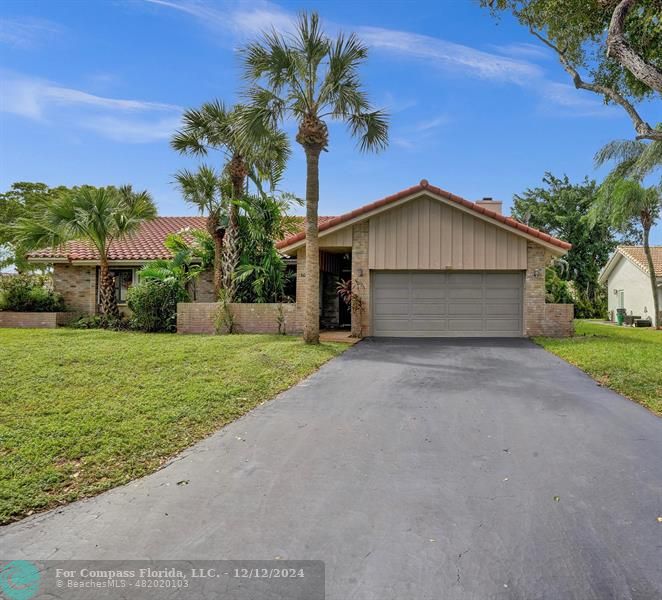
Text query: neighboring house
599 246 662 324
276 180 572 337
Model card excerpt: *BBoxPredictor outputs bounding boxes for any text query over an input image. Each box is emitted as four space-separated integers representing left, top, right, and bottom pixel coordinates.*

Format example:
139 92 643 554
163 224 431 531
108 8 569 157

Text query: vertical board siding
320 227 353 248
369 194 527 270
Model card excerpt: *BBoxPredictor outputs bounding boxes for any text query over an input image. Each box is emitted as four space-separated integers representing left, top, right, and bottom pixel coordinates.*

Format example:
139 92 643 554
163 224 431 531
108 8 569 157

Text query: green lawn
536 320 662 416
0 329 344 524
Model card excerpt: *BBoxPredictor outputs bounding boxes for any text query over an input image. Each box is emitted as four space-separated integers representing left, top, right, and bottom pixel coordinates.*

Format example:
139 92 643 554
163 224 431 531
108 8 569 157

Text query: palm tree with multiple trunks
239 11 389 343
171 101 289 301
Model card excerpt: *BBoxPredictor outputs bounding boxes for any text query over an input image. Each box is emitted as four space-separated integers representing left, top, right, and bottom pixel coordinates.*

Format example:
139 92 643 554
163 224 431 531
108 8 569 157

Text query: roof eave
278 186 571 256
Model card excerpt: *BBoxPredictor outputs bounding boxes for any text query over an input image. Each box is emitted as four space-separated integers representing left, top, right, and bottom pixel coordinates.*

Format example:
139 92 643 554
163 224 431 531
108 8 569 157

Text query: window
97 268 134 305
618 290 625 309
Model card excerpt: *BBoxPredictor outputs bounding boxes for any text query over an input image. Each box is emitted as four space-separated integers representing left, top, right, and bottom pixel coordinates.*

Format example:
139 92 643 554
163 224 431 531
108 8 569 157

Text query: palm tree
174 165 226 296
594 129 662 182
590 179 661 327
239 11 389 343
14 186 156 320
171 101 289 301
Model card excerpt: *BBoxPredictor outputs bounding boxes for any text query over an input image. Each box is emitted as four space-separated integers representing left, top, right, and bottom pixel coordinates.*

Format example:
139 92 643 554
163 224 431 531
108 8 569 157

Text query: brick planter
0 312 76 329
177 303 302 335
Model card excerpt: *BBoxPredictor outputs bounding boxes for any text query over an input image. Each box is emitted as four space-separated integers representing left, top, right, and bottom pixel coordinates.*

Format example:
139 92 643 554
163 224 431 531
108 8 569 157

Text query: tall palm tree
590 178 661 327
14 186 156 319
171 101 289 301
174 165 226 296
239 12 389 344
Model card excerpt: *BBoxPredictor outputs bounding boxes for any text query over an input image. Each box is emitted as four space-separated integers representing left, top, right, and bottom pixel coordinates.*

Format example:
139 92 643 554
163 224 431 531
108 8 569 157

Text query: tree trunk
607 0 662 95
303 147 321 344
98 257 120 320
222 171 244 302
642 222 660 328
208 215 224 298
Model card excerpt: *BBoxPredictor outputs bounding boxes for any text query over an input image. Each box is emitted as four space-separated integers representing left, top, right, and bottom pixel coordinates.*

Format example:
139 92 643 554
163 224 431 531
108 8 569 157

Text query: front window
98 268 134 305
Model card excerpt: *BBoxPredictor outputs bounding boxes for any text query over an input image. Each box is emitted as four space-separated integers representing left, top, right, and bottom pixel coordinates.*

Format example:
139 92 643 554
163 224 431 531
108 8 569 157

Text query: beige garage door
372 272 523 337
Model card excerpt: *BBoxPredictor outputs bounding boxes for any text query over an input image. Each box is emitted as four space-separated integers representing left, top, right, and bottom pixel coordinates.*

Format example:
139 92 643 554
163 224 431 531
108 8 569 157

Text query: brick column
524 242 548 336
351 222 370 337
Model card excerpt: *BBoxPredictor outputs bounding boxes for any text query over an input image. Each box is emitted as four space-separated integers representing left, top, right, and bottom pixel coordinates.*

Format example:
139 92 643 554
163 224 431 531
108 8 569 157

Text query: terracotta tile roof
618 246 662 276
27 215 332 262
28 217 209 261
276 179 572 252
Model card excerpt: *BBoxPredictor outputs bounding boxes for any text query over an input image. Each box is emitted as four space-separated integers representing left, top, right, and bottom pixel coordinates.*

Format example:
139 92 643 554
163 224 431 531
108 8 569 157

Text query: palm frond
347 109 390 152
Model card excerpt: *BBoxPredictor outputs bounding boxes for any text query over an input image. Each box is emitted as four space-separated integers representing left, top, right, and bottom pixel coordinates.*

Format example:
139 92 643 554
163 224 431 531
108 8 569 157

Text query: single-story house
276 180 573 337
27 180 574 337
27 217 217 314
598 245 662 324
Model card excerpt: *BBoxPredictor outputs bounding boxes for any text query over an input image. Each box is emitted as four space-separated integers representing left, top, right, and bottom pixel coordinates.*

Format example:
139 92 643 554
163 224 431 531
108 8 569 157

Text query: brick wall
177 302 302 334
541 304 574 337
351 222 370 337
53 264 96 314
524 242 573 337
0 312 75 328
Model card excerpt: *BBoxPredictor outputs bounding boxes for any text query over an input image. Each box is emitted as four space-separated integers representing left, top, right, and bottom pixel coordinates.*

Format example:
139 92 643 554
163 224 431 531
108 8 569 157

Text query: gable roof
276 180 572 253
26 216 329 263
599 246 662 283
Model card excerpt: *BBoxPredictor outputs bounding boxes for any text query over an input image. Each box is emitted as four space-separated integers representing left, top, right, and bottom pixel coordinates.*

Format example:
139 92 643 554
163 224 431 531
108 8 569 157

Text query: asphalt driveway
2 338 662 599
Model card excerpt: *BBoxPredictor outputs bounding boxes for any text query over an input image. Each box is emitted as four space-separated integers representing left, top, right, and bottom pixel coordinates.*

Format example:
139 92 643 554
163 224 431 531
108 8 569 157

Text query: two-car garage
372 271 523 337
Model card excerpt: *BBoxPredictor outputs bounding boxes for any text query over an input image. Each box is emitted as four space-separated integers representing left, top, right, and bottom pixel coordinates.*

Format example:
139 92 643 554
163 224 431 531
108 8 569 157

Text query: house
598 246 662 324
276 180 573 337
27 180 574 337
27 217 216 314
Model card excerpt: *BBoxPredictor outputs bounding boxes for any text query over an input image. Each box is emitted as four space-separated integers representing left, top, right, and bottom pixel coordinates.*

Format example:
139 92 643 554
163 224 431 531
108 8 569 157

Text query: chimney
476 197 502 214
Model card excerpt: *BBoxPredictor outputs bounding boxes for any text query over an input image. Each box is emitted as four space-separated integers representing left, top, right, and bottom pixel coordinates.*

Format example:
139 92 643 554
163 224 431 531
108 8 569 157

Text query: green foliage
234 192 300 303
483 0 662 102
172 100 290 191
69 314 128 331
512 173 626 317
239 12 389 153
0 274 64 312
595 126 662 182
590 178 661 231
0 182 79 272
127 279 188 333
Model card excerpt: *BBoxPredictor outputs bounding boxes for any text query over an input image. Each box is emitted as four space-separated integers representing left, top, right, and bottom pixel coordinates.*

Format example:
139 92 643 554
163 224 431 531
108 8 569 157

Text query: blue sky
1 0 660 242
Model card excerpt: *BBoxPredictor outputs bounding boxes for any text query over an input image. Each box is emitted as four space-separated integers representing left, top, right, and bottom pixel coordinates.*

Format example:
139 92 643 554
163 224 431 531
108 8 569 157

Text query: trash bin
616 308 626 325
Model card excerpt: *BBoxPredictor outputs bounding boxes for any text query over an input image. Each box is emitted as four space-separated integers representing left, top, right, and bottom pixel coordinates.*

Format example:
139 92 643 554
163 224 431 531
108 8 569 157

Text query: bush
0 274 65 312
127 279 188 333
70 315 128 331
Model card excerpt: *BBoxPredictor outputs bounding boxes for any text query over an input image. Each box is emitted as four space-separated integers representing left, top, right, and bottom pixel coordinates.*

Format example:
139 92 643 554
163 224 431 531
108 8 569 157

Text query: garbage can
616 308 626 326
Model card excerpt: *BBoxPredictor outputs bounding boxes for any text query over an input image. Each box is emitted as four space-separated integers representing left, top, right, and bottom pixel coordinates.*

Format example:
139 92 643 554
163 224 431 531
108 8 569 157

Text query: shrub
127 279 188 333
0 274 65 312
70 315 128 331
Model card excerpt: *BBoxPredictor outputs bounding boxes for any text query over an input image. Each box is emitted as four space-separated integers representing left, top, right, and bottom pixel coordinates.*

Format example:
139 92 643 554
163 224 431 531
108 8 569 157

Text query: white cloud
540 82 619 117
414 115 450 132
142 0 619 120
0 70 182 143
143 0 295 38
489 42 551 60
0 17 62 48
357 26 543 85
